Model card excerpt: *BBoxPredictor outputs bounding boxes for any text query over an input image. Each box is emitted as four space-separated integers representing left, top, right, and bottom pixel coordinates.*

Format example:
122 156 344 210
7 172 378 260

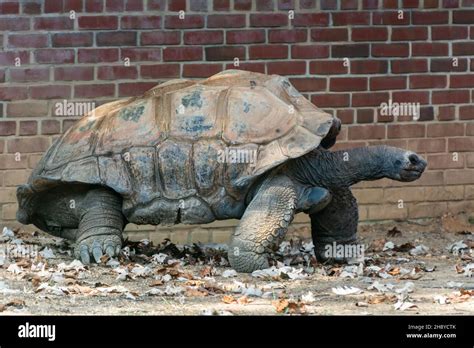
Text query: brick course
1 1 473 244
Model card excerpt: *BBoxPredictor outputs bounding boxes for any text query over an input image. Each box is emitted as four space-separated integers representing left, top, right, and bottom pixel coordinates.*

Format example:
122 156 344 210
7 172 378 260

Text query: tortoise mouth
399 167 425 181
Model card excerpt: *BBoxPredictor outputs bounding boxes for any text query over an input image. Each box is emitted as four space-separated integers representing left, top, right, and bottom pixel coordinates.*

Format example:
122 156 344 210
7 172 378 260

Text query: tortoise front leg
228 175 297 273
75 187 125 264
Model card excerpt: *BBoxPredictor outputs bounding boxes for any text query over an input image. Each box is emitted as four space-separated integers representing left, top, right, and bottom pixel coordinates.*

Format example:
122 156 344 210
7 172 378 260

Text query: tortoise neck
289 147 386 188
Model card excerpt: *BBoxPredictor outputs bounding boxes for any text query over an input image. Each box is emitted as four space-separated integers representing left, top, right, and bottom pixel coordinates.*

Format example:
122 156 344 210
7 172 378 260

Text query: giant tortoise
16 70 427 272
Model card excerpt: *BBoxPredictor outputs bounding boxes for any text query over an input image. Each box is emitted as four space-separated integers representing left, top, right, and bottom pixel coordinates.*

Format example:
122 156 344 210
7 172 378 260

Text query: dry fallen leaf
222 295 236 304
272 299 306 314
367 294 397 305
237 295 252 304
149 279 164 287
185 288 208 297
388 267 401 276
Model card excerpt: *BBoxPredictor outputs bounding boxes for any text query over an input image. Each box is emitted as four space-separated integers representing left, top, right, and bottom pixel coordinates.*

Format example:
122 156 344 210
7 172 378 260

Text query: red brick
96 32 137 46
184 31 223 45
214 0 230 10
459 105 474 120
141 31 181 45
227 30 265 44
453 10 474 23
0 51 29 66
106 0 125 11
412 43 449 56
432 90 470 104
75 84 115 98
333 12 370 25
432 26 468 40
250 14 288 27
410 75 447 88
412 11 449 24
98 66 138 80
165 15 204 29
292 45 329 59
7 137 50 153
372 11 411 25
52 33 93 47
311 28 348 41
362 0 378 8
206 46 245 61
289 78 326 92
125 0 142 11
78 48 119 63
62 119 78 132
64 0 83 11
30 85 71 99
310 60 348 75
269 29 307 43
0 121 16 136
330 77 367 91
332 44 369 57
393 91 430 104
467 123 474 136
392 27 428 41
224 63 266 73
431 58 468 72
450 75 474 88
352 27 388 41
41 120 61 135
452 42 474 55
294 13 329 26
55 67 94 81
147 0 165 10
141 64 180 78
438 106 455 121
164 47 203 61
311 94 350 107
119 82 156 97
388 124 425 138
356 109 374 123
341 0 359 9
423 0 439 7
208 14 245 28
337 109 354 124
370 76 406 90
0 2 19 13
85 0 104 12
321 0 337 8
35 49 75 64
250 45 288 59
78 16 118 30
121 16 161 29
10 68 49 82
19 121 37 136
406 138 445 153
349 125 386 140
34 17 73 30
121 48 161 61
403 0 420 7
256 0 274 10
351 60 388 74
267 61 306 75
427 123 464 137
23 1 42 14
372 43 409 57
353 92 390 106
44 0 63 12
168 0 186 11
392 59 428 73
427 154 464 169
0 18 30 31
234 0 252 10
442 0 459 7
8 34 48 48
182 64 222 78
278 0 295 9
6 102 48 118
448 138 474 152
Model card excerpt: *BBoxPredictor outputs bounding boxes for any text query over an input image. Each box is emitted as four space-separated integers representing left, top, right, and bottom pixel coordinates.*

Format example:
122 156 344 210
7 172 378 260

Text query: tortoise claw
79 245 90 265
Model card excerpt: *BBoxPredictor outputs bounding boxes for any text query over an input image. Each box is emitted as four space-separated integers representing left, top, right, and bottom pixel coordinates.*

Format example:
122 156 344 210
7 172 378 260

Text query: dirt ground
0 213 473 316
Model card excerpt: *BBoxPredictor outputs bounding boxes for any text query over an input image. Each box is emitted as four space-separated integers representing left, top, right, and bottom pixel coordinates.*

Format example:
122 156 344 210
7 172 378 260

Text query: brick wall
0 0 473 245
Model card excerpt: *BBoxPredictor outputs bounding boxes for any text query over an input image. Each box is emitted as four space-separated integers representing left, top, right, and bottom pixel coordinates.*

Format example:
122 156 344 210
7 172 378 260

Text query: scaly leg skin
228 175 297 273
74 188 125 264
310 187 360 264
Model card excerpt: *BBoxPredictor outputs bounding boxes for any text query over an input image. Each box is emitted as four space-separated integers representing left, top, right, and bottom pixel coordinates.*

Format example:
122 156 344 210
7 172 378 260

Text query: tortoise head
381 146 427 182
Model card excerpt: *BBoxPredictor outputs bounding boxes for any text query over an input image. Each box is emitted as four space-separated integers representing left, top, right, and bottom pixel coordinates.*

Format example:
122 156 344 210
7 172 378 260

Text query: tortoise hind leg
228 175 297 273
75 187 125 264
